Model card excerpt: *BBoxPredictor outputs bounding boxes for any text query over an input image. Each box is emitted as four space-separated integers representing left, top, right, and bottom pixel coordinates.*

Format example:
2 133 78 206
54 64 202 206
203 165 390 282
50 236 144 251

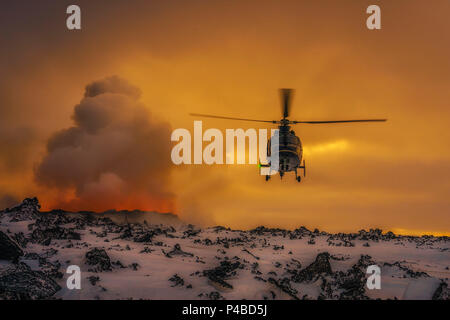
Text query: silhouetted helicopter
191 89 387 182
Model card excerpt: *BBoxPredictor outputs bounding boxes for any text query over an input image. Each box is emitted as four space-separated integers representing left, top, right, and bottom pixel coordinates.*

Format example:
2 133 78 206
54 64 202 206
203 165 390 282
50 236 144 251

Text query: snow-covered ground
0 198 449 300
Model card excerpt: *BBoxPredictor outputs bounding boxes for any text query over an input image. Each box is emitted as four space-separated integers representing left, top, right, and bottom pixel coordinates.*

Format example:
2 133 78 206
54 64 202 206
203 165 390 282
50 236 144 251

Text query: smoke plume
35 76 173 212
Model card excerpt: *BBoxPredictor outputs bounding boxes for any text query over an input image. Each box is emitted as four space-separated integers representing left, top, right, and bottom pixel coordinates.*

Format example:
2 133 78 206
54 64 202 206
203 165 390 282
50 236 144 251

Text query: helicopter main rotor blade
190 113 278 123
280 88 294 119
291 119 387 124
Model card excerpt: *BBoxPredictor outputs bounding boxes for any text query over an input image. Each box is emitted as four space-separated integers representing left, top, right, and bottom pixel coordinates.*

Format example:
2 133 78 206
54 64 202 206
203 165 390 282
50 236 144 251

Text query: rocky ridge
0 198 448 300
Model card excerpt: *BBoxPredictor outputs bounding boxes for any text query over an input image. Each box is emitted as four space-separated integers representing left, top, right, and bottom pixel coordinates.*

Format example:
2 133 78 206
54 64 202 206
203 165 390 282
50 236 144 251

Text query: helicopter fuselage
267 124 305 180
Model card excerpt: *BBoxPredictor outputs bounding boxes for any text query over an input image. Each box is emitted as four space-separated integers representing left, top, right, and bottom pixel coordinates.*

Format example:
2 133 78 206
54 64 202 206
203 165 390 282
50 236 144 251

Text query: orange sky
0 0 449 235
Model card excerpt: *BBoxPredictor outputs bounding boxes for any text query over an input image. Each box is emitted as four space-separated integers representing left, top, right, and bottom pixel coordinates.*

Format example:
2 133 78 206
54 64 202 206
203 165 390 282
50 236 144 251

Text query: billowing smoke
35 76 174 212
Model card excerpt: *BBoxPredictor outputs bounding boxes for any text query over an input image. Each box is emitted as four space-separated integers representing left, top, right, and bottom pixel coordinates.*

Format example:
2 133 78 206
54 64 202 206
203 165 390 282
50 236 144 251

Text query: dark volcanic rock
207 291 224 300
129 263 140 271
183 228 200 238
0 263 60 299
38 257 63 279
337 261 372 299
289 226 312 239
163 243 194 258
119 225 133 239
23 252 41 260
291 252 332 282
169 274 185 287
85 248 112 272
268 277 299 300
250 226 288 237
0 230 24 262
88 276 100 286
125 225 167 243
133 231 155 243
322 255 375 300
30 226 81 245
2 197 40 222
432 282 450 300
12 232 28 248
203 260 242 289
112 260 126 268
383 261 430 279
242 248 260 260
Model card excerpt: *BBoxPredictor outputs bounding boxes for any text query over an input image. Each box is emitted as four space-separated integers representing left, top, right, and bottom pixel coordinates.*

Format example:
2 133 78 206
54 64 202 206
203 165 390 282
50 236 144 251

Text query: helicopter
190 89 387 182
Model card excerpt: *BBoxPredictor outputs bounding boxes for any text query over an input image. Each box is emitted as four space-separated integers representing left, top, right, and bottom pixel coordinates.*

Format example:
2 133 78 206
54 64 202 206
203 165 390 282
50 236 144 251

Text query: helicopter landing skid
299 159 306 177
295 160 306 183
259 161 272 182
